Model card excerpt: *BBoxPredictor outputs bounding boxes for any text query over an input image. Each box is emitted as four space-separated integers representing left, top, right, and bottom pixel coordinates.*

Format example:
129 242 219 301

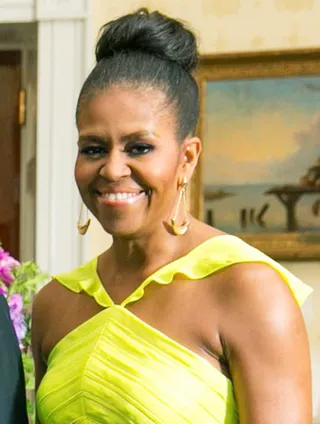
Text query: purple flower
0 285 7 296
8 294 27 348
0 248 20 286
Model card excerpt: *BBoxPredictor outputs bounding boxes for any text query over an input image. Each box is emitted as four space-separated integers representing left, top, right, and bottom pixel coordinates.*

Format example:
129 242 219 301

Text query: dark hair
76 8 199 140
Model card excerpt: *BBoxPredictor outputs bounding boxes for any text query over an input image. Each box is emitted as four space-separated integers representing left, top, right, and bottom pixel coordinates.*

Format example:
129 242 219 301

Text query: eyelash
79 146 106 157
79 143 154 158
126 143 154 156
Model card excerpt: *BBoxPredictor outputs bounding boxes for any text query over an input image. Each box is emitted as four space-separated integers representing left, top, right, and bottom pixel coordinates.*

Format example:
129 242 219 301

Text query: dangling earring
77 202 91 235
169 176 190 236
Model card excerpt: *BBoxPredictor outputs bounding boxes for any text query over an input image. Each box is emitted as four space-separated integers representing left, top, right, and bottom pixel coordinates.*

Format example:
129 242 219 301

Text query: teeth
101 192 140 201
115 193 128 200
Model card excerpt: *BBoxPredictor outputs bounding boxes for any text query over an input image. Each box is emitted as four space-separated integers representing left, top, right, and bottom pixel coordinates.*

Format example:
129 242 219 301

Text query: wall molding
0 1 34 22
35 0 88 21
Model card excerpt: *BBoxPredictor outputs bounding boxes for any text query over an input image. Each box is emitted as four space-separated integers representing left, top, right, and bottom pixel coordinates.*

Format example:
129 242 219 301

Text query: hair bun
95 8 198 74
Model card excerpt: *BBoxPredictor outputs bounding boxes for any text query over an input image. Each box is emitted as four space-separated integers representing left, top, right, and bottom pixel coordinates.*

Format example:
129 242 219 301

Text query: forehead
78 85 173 131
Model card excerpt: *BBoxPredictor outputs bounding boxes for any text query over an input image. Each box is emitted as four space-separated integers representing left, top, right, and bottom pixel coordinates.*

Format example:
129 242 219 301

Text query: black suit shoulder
0 295 28 424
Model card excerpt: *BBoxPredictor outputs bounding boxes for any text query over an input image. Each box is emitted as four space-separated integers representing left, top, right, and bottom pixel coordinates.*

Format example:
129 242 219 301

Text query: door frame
0 24 37 262
0 1 93 274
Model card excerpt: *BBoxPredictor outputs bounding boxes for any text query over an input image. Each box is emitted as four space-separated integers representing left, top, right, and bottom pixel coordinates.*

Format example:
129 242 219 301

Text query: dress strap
54 235 312 308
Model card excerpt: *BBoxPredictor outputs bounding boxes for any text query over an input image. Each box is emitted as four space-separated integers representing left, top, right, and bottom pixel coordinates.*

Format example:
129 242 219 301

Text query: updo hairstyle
76 8 199 140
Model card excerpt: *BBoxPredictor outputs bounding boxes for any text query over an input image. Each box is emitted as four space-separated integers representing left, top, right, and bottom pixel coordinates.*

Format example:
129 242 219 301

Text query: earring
77 202 91 235
170 176 190 236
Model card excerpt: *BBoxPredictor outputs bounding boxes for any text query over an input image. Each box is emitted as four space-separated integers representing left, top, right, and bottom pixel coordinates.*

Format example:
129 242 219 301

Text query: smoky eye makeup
77 135 108 157
125 142 155 156
77 132 156 158
78 144 107 157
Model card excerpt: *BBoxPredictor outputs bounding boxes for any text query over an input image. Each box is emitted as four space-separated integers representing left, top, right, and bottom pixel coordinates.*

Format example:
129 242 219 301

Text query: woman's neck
108 220 195 274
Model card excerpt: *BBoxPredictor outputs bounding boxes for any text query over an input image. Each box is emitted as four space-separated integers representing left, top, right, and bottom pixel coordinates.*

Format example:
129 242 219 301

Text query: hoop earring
169 177 189 236
77 202 91 235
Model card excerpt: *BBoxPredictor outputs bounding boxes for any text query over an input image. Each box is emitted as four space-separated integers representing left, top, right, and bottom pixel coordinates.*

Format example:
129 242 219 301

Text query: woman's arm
219 263 312 424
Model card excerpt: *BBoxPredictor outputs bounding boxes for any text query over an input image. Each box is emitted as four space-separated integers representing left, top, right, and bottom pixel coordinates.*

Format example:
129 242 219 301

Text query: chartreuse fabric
36 235 312 423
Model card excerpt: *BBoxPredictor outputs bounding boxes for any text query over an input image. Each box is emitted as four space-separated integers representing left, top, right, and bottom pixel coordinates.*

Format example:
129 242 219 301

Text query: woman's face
75 86 199 237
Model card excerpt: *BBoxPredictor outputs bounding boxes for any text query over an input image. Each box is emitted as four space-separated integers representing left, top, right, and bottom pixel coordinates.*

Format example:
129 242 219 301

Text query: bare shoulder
32 279 76 338
33 278 74 315
215 262 307 353
216 262 299 311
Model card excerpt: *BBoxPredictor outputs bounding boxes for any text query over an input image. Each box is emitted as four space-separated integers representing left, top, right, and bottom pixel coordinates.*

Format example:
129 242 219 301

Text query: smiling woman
31 8 313 424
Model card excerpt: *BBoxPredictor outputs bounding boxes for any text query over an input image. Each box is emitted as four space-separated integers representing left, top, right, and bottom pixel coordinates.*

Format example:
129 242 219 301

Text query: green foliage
0 243 49 421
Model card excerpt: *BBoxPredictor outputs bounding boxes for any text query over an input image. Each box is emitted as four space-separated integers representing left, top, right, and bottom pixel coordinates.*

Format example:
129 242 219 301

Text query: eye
126 143 154 156
79 145 106 158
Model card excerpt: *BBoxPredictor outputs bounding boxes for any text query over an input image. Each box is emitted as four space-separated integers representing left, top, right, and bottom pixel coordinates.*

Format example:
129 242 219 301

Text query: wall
93 0 320 54
91 0 319 420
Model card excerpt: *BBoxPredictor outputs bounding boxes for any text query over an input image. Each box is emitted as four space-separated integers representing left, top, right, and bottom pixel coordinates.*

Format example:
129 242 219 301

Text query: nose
99 149 131 181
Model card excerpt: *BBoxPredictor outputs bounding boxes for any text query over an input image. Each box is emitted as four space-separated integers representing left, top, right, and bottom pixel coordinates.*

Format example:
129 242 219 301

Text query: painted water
204 184 320 234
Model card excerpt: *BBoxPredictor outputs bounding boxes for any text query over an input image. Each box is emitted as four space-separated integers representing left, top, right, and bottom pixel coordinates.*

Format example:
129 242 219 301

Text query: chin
100 221 142 238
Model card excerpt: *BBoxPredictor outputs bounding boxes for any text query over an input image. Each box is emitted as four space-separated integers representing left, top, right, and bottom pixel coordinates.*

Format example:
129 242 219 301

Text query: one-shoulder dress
36 235 312 423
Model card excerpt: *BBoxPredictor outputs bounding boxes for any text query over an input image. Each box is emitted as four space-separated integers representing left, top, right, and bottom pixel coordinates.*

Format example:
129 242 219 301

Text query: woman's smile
95 189 147 207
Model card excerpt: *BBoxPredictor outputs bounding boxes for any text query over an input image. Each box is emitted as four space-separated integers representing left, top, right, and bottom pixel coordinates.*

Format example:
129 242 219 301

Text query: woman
32 9 313 423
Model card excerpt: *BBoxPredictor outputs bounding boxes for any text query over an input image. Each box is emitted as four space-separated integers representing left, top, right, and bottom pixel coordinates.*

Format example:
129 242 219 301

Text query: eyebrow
78 130 159 145
78 135 104 145
120 130 159 142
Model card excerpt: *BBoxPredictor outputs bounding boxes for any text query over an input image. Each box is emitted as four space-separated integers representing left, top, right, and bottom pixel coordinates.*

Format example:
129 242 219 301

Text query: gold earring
77 202 91 235
170 176 189 236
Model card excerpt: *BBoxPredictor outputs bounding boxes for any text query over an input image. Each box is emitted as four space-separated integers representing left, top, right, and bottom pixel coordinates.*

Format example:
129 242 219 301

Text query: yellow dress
36 235 312 424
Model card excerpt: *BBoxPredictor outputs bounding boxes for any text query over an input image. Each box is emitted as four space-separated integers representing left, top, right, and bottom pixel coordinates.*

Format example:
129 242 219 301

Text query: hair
76 8 199 141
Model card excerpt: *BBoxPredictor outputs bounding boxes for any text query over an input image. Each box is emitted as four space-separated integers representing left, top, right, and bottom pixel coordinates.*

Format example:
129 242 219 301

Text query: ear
180 136 202 180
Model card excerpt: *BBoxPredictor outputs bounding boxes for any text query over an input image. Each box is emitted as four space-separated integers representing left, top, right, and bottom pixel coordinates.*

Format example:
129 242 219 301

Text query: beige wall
93 0 320 54
91 1 320 420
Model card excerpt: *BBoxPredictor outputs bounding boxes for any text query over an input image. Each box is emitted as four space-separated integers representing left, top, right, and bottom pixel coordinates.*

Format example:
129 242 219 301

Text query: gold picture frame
190 49 320 260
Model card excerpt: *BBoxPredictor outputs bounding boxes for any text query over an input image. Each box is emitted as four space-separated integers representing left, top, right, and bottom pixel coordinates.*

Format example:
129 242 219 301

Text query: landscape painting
194 51 320 259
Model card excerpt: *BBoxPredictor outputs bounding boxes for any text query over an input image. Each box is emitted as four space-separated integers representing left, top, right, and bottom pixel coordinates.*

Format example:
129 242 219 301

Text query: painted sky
203 76 320 186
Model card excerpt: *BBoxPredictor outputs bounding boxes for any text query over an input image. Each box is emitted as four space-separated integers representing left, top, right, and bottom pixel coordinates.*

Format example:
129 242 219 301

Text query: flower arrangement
0 244 48 418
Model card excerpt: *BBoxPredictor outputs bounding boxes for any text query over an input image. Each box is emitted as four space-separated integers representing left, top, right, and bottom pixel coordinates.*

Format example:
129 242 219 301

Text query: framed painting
190 49 320 260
